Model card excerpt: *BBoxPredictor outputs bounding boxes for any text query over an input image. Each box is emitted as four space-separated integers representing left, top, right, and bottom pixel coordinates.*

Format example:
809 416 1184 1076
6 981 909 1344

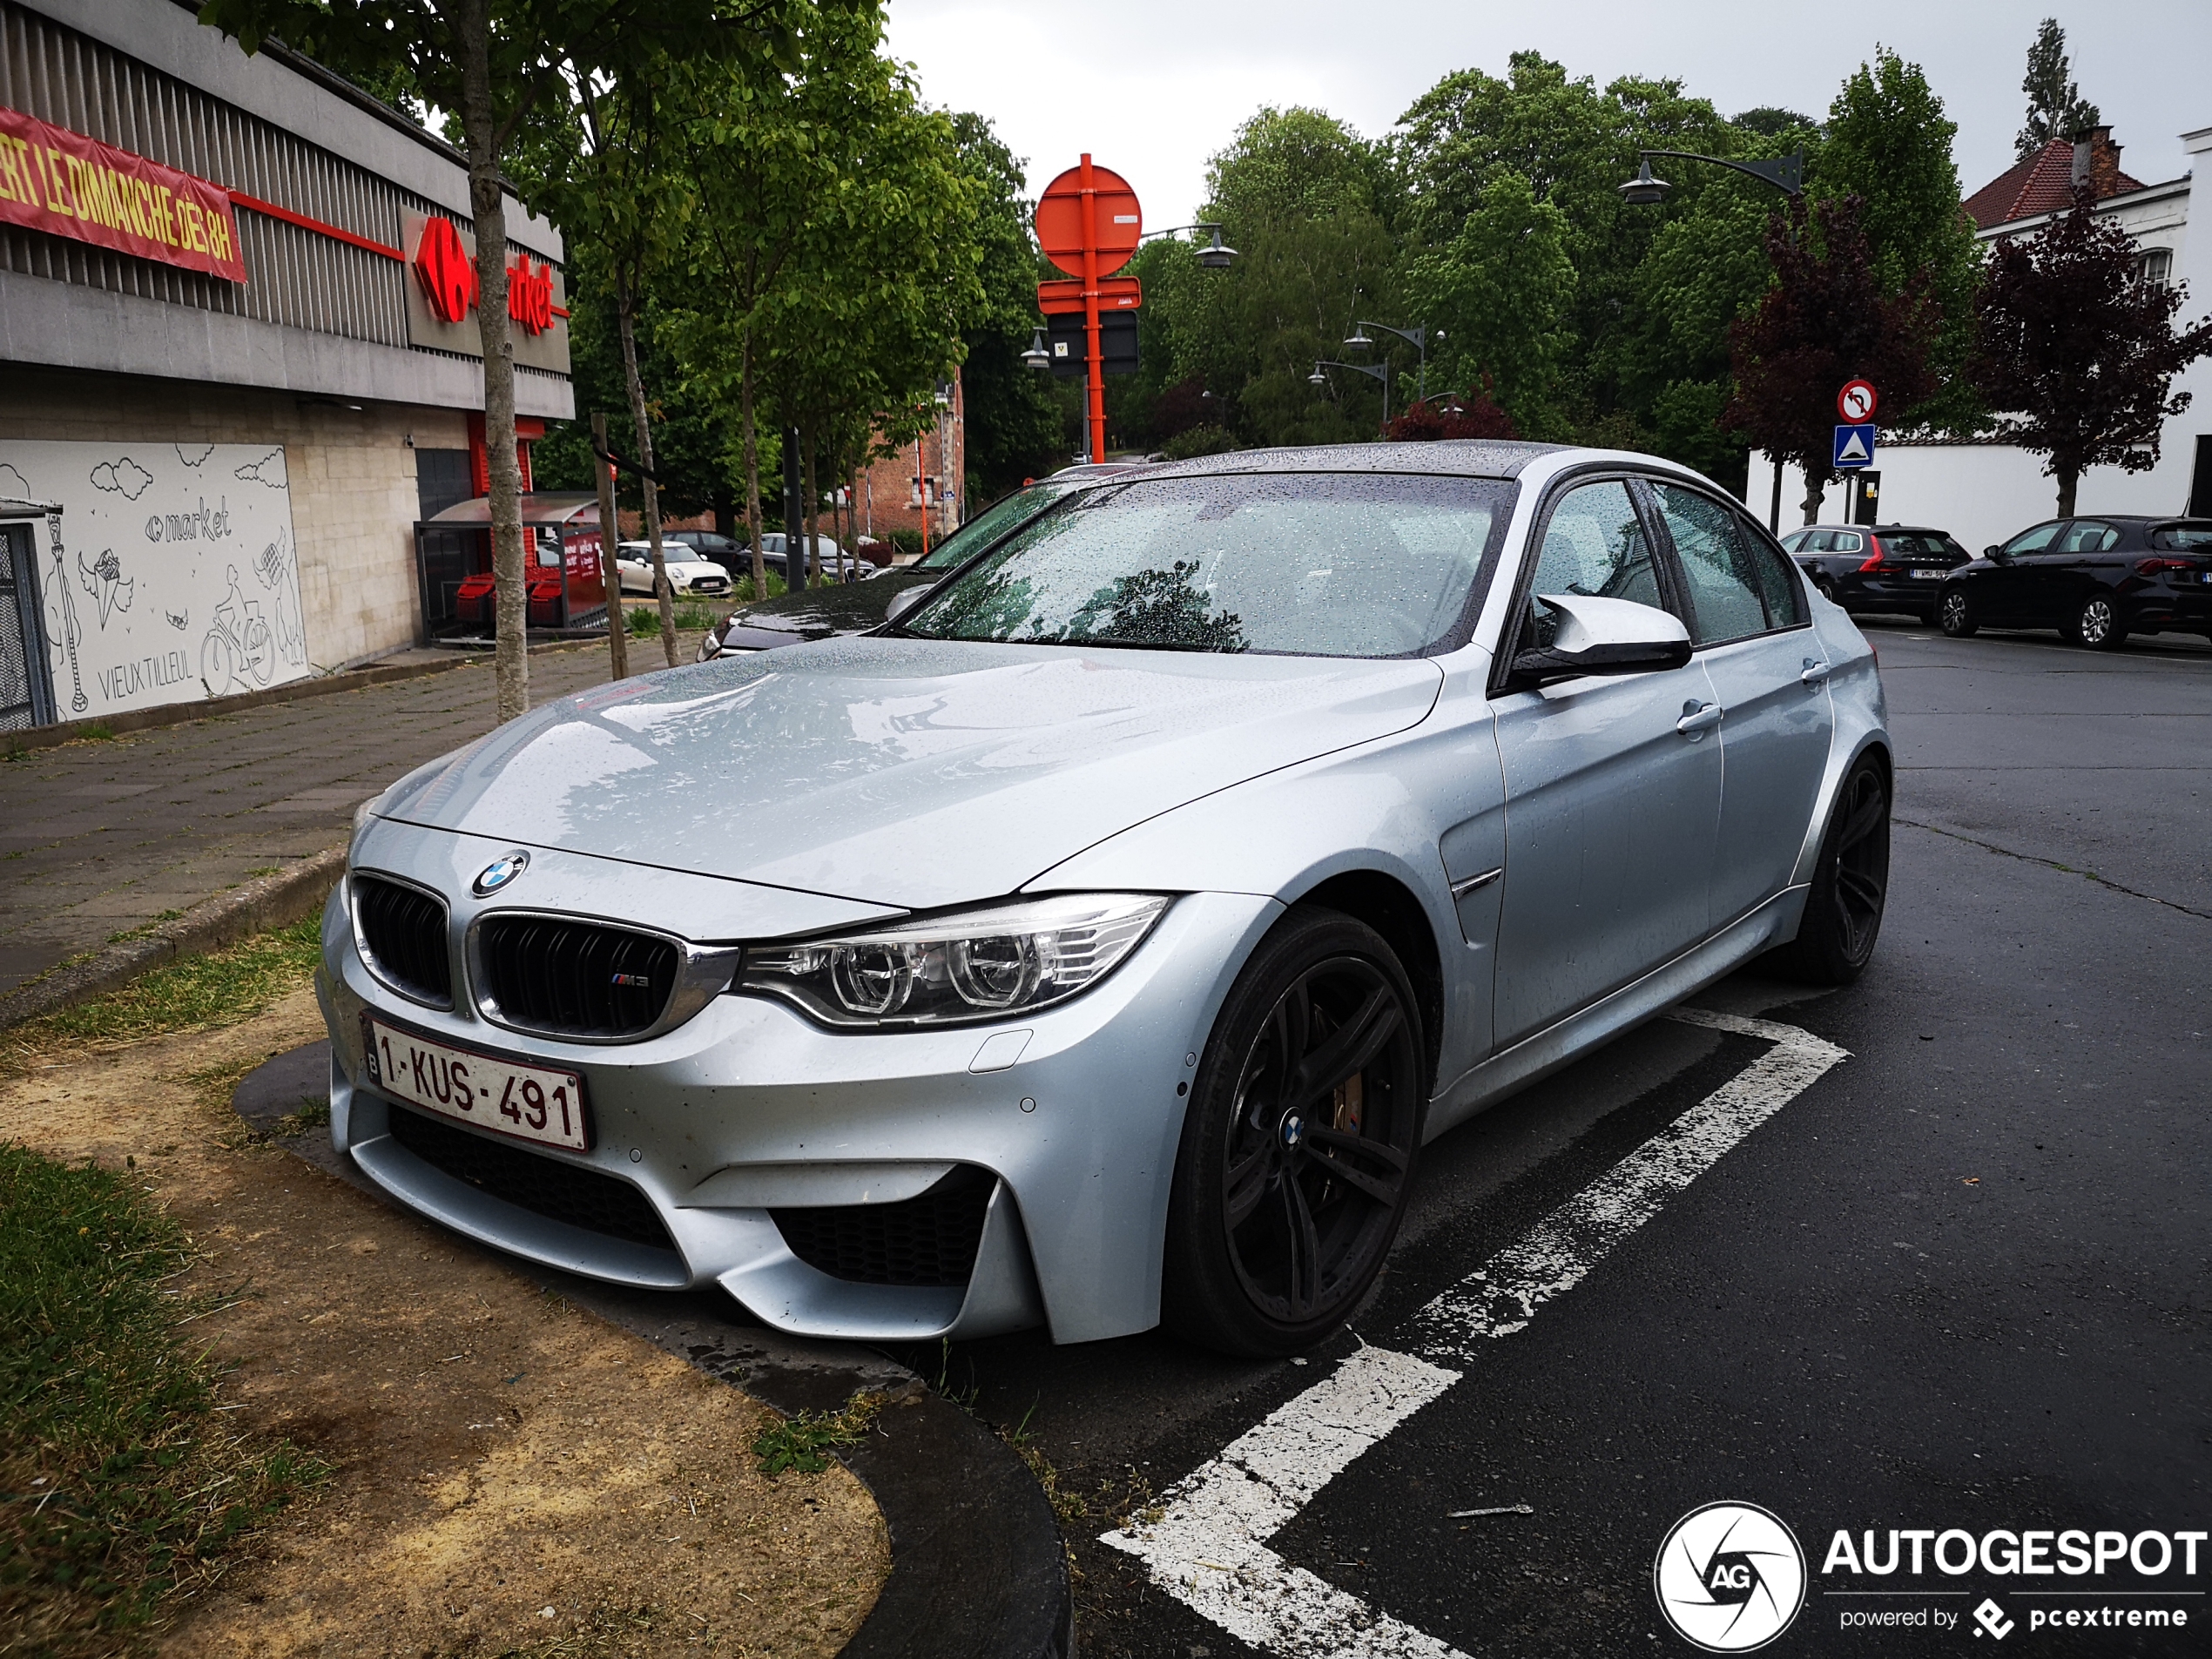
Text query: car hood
374 637 1444 914
719 571 933 644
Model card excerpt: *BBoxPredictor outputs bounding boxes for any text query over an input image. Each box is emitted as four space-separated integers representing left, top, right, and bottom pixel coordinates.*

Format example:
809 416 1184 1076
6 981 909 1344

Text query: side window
1831 531 1864 555
1735 513 1807 626
2056 522 2107 553
1520 480 1664 648
2003 522 2065 557
1651 482 1768 644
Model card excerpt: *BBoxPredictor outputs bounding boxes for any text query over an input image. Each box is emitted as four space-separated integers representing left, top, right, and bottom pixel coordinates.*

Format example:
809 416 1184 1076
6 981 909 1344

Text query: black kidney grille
388 1104 675 1252
354 874 452 1005
772 1166 996 1288
477 915 679 1037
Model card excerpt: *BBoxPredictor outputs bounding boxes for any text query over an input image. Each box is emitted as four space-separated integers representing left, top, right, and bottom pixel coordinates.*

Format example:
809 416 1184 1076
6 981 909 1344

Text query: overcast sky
885 1 2208 230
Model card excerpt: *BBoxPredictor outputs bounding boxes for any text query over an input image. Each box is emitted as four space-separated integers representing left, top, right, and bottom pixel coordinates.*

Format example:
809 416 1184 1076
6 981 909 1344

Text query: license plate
363 1016 590 1151
1910 568 1946 579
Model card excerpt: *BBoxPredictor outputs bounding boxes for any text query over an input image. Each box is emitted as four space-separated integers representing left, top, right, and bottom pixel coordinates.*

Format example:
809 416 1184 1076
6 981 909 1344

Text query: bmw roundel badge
473 850 529 897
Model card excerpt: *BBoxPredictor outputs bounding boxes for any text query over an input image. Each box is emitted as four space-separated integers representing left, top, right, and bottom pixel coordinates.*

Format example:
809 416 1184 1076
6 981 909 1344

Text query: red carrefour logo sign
414 215 476 322
413 215 556 336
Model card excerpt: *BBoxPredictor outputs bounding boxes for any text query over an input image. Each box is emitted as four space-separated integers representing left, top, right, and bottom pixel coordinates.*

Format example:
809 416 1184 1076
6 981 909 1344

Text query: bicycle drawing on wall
201 563 274 695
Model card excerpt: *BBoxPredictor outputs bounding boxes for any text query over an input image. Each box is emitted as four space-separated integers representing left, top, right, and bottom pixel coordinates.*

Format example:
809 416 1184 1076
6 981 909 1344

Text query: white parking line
1102 1008 1849 1658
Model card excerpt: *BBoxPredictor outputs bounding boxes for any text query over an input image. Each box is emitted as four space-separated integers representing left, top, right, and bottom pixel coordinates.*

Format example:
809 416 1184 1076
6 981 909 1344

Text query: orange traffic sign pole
1080 154 1106 462
1035 156 1141 466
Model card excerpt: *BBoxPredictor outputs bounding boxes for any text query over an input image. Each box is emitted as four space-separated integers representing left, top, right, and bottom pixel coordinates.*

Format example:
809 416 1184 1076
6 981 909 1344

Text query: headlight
735 893 1170 1028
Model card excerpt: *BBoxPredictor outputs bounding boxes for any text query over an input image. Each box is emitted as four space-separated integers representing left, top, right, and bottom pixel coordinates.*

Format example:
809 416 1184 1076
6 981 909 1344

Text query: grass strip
0 1143 326 1652
9 916 322 1058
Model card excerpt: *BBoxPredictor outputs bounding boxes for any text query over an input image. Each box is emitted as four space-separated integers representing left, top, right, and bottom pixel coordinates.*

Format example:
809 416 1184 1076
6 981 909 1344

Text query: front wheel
2068 592 2128 651
1939 588 1978 637
1163 909 1426 1357
1770 754 1890 985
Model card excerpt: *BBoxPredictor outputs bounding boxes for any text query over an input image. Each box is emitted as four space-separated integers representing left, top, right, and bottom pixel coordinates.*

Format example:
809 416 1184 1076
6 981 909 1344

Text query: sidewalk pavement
0 639 684 1000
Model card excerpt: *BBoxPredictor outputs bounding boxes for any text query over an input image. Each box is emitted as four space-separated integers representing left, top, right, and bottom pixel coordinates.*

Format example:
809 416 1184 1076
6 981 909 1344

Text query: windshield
901 472 1512 658
916 481 1078 571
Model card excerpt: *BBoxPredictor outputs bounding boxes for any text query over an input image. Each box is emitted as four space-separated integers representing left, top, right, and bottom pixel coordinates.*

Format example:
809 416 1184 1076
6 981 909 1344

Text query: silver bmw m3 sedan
320 442 1890 1357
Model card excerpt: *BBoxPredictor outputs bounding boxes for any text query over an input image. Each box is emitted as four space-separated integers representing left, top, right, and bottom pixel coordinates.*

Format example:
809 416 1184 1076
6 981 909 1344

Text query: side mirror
881 583 933 628
1509 594 1692 686
1985 544 2006 562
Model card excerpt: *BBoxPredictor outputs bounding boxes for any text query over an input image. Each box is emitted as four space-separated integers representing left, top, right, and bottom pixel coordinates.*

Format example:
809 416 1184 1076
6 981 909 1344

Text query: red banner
0 105 246 282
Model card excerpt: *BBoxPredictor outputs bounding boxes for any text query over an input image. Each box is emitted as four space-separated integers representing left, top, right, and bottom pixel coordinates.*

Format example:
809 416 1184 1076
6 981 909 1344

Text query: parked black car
1938 516 2212 649
698 476 1083 658
1777 523 1972 623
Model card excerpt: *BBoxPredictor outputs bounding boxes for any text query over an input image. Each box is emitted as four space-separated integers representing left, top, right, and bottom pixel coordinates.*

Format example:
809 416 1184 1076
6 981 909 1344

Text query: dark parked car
698 475 1092 658
1778 523 1971 623
1939 516 2212 649
665 529 749 570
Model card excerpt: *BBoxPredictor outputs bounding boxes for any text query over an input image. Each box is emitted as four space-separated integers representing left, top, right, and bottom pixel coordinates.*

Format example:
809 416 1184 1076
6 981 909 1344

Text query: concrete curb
233 1042 1074 1659
0 846 347 1030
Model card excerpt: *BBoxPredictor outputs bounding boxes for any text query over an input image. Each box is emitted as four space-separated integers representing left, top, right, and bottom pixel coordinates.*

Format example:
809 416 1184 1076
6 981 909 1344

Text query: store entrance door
0 520 57 732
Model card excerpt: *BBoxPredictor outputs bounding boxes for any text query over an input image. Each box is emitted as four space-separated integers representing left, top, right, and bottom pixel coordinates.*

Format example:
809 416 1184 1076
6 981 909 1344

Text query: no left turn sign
1838 379 1878 422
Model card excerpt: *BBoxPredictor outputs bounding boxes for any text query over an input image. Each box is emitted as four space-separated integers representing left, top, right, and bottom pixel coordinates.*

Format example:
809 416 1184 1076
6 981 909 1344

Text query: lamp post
1620 147 1804 531
1344 320 1433 407
1616 148 1804 206
1139 221 1239 268
1310 358 1391 429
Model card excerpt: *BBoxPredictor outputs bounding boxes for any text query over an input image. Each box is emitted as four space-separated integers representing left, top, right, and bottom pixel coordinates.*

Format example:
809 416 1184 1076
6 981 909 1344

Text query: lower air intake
388 1104 676 1253
772 1166 996 1288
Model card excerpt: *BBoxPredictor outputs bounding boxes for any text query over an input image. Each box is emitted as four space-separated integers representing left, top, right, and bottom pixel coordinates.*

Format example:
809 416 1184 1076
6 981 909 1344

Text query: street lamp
1617 147 1804 206
1311 358 1391 428
1021 327 1052 371
1345 320 1433 406
1139 221 1239 268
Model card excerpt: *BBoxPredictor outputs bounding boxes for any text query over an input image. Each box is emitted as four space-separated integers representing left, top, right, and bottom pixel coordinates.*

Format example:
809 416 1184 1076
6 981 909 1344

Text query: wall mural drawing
254 530 306 666
0 442 307 716
202 564 275 694
79 548 134 627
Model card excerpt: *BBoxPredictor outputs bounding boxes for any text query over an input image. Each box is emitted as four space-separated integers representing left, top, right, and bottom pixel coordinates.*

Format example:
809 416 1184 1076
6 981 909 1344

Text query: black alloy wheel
2069 592 2128 651
1770 753 1891 985
1163 909 1425 1356
1815 577 1838 604
1939 587 1978 637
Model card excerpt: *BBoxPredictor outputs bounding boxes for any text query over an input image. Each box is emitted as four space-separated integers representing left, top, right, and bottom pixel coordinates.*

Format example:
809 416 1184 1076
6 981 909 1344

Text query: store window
416 449 475 521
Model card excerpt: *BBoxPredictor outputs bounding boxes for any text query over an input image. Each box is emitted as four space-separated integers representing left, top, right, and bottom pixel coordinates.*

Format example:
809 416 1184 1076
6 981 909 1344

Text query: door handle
1676 699 1723 738
1800 658 1831 685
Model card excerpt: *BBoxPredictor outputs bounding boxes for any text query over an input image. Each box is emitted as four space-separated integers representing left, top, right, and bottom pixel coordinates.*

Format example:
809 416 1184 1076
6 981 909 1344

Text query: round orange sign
1035 160 1143 280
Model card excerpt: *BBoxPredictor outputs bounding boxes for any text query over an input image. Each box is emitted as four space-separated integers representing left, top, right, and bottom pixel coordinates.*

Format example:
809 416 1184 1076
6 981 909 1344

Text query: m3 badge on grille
473 850 529 896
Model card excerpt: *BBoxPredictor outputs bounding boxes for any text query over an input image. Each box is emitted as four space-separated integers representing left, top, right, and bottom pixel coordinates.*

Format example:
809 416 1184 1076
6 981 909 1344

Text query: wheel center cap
1279 1112 1305 1149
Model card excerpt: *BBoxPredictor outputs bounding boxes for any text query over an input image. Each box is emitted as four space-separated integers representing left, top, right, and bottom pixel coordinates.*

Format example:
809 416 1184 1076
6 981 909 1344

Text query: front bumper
318 830 1278 1345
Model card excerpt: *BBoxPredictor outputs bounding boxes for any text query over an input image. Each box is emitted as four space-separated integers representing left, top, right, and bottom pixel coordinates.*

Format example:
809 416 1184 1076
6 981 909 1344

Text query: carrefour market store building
0 0 574 731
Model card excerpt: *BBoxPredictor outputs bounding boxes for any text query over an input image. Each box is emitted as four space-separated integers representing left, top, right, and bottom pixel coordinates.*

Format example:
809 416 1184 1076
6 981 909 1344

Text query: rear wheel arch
1288 870 1445 1098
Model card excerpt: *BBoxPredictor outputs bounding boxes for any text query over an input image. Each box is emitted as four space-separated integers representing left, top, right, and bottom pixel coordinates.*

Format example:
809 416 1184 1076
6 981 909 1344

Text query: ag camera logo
1655 1502 1807 1651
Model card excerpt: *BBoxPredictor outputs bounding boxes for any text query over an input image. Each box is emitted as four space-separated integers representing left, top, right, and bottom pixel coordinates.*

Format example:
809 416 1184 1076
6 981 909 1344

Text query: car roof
1125 439 1571 482
1789 523 1952 535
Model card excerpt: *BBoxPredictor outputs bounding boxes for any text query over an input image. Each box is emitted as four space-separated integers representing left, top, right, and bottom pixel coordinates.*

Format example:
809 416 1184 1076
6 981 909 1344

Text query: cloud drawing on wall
177 443 215 469
90 458 156 500
233 449 288 489
0 463 30 500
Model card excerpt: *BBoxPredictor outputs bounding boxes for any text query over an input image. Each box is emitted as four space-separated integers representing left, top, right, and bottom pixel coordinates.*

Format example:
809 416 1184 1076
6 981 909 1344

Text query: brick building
852 373 966 547
0 0 573 731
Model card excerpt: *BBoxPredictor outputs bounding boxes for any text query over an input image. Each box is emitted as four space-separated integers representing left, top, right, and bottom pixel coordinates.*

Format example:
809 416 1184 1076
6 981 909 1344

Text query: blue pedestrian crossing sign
1833 423 1878 469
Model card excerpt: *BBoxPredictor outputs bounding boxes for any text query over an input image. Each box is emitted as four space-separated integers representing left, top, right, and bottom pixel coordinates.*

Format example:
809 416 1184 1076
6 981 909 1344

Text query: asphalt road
894 618 2212 1658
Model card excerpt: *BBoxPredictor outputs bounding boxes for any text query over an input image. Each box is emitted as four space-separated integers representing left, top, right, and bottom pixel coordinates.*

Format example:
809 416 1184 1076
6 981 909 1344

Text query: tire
1770 753 1891 985
1162 908 1426 1356
1815 577 1838 605
1938 587 1978 637
2067 591 2128 651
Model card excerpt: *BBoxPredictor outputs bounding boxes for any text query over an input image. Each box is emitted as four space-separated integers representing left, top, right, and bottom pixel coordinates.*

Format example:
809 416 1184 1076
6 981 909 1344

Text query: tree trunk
2055 466 2079 518
742 336 768 603
590 412 627 682
455 0 528 722
1767 454 1784 534
803 426 820 588
613 269 677 667
1801 464 1826 526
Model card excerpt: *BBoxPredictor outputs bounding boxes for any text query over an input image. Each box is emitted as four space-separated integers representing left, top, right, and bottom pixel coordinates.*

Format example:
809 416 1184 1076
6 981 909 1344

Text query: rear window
1880 533 1957 557
2150 523 2212 551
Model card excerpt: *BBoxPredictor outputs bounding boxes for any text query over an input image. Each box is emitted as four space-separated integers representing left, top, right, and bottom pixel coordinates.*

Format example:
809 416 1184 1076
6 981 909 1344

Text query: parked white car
615 542 731 597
